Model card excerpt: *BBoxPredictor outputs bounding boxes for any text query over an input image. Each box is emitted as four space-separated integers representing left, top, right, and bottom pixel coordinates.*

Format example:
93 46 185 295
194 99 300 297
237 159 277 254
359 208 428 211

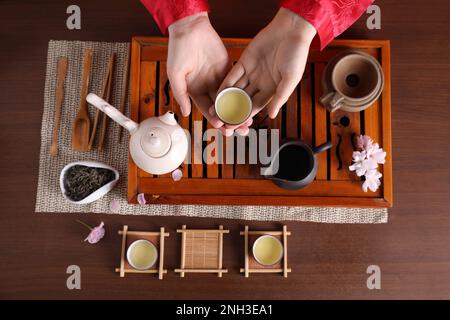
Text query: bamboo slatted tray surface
175 225 228 277
128 37 392 208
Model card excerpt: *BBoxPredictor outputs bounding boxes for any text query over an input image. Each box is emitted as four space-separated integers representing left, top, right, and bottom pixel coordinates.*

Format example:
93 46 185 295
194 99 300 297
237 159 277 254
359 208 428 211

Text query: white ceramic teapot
86 93 188 175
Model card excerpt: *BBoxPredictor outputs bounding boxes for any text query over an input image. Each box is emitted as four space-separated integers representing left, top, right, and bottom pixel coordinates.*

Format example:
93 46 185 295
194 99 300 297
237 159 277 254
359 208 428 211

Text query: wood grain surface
0 0 449 299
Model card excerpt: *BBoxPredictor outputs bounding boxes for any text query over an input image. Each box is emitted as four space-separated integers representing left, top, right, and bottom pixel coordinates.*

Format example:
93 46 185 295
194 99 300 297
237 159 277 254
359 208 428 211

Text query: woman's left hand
217 8 317 134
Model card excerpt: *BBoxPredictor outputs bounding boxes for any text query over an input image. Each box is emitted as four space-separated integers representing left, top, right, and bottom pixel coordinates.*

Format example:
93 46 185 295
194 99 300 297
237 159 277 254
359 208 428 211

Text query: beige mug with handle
320 51 384 112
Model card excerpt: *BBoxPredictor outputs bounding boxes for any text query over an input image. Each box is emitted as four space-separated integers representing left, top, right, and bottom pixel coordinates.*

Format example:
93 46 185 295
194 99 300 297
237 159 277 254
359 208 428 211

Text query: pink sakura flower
350 135 386 193
362 170 383 192
349 150 377 177
366 143 386 164
77 220 105 244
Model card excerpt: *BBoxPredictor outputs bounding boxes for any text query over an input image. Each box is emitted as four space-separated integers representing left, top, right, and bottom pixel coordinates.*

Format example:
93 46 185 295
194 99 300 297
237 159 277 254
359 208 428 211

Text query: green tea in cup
252 235 284 266
215 87 252 125
126 239 158 270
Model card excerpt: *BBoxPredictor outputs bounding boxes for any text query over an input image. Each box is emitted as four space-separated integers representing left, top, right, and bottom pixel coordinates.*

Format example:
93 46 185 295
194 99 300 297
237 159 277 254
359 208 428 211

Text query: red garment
141 0 374 49
280 0 374 49
140 0 209 34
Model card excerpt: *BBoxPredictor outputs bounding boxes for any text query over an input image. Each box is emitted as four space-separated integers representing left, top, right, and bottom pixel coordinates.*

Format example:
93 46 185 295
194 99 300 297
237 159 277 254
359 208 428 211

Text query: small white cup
252 235 284 266
215 87 252 125
126 239 158 270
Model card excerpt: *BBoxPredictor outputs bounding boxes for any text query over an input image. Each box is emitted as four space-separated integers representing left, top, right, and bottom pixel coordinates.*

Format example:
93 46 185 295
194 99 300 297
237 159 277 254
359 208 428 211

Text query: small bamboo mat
35 40 388 223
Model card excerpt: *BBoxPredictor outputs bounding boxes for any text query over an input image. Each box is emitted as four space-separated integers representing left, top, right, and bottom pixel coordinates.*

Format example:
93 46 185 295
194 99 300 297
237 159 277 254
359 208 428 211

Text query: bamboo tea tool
117 43 130 143
88 52 114 150
72 48 93 151
98 53 115 150
115 225 169 280
240 225 291 278
175 225 229 277
49 56 68 157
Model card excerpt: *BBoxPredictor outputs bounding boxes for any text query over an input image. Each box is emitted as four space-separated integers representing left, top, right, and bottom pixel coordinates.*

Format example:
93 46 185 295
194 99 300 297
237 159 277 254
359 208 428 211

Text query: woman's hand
168 12 229 128
218 8 317 133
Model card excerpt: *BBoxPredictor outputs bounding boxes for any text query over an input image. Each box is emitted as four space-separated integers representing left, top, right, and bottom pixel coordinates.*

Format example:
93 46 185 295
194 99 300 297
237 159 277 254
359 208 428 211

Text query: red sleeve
280 0 374 50
140 0 209 35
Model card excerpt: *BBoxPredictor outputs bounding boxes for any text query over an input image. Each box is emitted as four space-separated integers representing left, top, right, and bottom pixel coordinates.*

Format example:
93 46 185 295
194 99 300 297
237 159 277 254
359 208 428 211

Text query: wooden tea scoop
88 52 114 150
98 53 115 151
72 48 93 151
117 44 130 143
50 56 68 157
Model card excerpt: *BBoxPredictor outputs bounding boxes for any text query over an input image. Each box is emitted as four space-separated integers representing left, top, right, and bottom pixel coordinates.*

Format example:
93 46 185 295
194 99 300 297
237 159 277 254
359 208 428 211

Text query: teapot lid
141 127 172 158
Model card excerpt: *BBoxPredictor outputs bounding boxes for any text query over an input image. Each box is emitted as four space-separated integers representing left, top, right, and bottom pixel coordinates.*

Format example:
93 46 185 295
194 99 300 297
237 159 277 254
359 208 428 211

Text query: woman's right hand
167 12 228 129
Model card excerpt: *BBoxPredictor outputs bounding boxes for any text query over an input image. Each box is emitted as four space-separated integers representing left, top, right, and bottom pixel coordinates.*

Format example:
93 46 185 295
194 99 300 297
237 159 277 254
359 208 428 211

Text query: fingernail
224 128 234 137
236 128 249 136
211 119 224 129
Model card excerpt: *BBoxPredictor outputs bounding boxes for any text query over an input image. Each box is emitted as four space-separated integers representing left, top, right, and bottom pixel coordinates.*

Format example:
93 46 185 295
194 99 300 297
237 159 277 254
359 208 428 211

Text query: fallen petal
109 199 120 213
172 168 183 182
137 193 146 205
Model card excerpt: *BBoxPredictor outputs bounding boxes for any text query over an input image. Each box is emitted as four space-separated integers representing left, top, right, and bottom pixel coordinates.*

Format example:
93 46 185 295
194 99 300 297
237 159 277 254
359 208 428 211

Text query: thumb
267 76 298 119
169 72 191 117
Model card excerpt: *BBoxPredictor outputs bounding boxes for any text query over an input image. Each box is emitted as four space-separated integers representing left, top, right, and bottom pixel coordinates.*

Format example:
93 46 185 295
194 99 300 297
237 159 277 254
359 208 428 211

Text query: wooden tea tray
128 37 392 208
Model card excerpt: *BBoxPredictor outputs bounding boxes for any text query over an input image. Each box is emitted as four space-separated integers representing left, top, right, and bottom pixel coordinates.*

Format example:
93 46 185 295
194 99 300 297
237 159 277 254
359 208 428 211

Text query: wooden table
0 0 449 299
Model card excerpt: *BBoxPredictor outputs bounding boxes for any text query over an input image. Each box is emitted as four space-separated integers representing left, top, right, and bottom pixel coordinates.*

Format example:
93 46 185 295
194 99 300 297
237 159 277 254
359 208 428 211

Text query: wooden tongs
88 52 115 150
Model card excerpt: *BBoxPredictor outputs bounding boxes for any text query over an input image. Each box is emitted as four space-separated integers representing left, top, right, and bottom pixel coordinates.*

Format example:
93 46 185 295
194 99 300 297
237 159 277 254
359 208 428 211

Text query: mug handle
320 91 345 112
313 141 333 154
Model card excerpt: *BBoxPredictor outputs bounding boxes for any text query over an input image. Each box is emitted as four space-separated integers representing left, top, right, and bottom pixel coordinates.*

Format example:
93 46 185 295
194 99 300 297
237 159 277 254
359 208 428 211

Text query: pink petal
357 135 373 150
85 222 105 244
137 193 146 205
109 199 120 213
352 150 366 162
362 170 382 192
172 168 183 182
369 148 386 164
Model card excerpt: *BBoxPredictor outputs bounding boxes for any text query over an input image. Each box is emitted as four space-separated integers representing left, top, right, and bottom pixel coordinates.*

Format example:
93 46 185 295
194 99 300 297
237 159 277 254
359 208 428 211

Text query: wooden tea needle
117 44 130 143
98 53 115 151
88 52 114 150
50 56 68 157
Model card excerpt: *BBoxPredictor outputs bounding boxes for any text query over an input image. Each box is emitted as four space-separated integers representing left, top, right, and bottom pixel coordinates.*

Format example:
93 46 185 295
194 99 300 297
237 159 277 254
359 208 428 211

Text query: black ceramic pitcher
261 140 332 190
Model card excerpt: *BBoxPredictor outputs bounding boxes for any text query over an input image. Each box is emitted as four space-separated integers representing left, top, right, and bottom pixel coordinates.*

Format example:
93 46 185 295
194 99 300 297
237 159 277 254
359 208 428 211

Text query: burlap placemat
35 40 388 223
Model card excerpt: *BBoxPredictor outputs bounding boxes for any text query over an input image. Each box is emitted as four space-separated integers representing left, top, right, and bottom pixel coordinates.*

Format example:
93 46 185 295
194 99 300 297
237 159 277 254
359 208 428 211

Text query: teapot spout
159 111 178 126
87 93 139 134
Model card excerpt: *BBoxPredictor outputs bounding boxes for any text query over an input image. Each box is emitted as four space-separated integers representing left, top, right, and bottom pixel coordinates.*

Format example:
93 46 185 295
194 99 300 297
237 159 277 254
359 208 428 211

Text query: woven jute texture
35 40 388 223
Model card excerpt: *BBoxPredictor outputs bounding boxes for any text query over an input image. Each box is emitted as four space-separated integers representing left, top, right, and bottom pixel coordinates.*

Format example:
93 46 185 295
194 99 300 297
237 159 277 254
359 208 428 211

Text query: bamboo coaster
240 225 292 278
115 225 169 280
175 225 229 277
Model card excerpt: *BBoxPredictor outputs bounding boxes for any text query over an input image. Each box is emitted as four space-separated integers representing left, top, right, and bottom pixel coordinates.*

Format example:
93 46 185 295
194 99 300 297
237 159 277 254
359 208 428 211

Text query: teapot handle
87 93 139 135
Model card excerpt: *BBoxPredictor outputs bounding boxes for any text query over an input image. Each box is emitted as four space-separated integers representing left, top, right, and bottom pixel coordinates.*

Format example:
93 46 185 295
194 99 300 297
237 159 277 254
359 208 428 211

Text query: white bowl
59 160 119 204
127 239 158 270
